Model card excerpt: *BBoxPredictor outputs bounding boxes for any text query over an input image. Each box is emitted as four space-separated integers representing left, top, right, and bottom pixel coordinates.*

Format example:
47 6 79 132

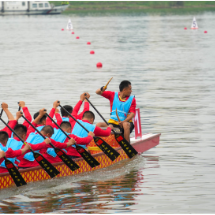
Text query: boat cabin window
39 3 43 8
22 2 25 6
45 3 49 7
32 3 37 8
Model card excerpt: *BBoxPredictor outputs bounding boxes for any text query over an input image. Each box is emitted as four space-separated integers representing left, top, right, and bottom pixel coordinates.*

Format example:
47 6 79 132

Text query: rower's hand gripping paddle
4 106 60 178
59 102 120 162
18 109 80 172
0 109 27 187
17 103 79 171
101 77 113 91
54 103 100 168
84 96 138 159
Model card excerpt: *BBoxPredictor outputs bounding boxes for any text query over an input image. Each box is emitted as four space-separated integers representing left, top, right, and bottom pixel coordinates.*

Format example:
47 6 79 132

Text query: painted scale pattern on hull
0 134 160 189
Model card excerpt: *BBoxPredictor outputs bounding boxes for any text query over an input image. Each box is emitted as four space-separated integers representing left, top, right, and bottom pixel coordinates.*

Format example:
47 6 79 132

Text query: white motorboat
0 1 69 15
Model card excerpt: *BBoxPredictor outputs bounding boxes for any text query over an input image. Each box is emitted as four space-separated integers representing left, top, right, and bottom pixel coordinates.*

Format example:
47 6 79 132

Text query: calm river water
0 10 215 213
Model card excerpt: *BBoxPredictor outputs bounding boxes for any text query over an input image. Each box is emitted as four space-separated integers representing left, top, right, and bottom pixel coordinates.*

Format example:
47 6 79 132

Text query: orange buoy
72 32 74 34
76 36 79 39
90 50 95 54
61 28 64 31
87 42 91 45
97 62 102 68
204 31 208 33
184 27 187 30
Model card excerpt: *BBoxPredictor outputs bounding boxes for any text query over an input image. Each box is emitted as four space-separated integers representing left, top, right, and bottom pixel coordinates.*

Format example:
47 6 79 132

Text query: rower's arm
123 112 135 122
34 108 46 125
0 151 5 159
95 88 105 95
1 103 15 121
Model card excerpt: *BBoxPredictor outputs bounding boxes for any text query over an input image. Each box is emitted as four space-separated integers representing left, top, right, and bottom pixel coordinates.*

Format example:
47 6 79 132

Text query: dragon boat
0 133 160 189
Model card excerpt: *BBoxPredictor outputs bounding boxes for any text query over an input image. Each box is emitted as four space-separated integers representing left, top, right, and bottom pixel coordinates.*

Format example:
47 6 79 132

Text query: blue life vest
72 120 95 149
48 128 68 157
0 138 23 168
52 128 68 143
0 143 7 152
62 117 69 122
35 125 44 133
110 92 134 122
24 133 44 162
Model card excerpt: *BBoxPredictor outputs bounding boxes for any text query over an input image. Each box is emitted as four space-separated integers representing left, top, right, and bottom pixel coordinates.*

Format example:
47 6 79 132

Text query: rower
96 80 136 143
1 102 18 137
0 130 30 173
58 92 90 123
18 101 32 129
19 109 74 168
0 123 35 172
47 120 94 160
71 111 113 149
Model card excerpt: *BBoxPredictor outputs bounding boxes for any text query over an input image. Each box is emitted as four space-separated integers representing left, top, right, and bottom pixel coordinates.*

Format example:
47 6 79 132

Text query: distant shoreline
50 1 215 13
63 4 215 14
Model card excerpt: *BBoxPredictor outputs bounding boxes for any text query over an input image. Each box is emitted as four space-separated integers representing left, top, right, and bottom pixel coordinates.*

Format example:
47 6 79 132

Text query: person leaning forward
95 80 136 143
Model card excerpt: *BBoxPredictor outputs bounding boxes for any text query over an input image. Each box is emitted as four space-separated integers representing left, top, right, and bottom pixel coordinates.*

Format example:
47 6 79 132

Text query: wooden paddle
84 97 138 159
50 106 100 168
20 113 80 172
0 113 27 187
59 103 120 162
103 77 113 91
0 109 3 117
0 113 60 178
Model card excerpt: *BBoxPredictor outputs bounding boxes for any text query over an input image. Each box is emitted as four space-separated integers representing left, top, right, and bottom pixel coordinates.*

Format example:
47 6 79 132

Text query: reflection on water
0 10 215 213
0 155 157 213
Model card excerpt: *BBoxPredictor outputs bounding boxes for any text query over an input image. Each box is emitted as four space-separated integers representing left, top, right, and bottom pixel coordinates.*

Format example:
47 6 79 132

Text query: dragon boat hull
0 133 160 189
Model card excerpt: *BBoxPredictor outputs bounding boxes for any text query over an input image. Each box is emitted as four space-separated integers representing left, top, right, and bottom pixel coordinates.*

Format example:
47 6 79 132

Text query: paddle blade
5 159 27 187
75 145 100 168
54 148 80 171
94 137 120 161
33 152 60 178
114 133 138 158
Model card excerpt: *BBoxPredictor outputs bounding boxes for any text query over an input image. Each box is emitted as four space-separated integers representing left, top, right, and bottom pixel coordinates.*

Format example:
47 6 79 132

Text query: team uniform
0 137 46 172
71 119 112 148
57 100 89 123
0 120 17 137
18 132 70 168
101 91 136 133
43 118 93 160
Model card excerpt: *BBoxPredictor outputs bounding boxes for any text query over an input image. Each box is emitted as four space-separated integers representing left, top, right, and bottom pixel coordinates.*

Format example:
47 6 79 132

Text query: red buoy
97 62 102 68
184 27 187 30
71 32 74 34
76 36 79 39
61 28 64 31
90 50 95 54
87 42 91 45
204 31 208 33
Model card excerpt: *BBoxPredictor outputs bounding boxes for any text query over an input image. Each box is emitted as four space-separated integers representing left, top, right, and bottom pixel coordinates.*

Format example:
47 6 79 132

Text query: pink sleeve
50 139 67 149
101 91 115 112
22 107 32 128
29 142 47 151
76 101 89 120
129 97 136 114
101 91 115 101
94 126 111 137
70 134 93 146
1 120 17 137
46 108 55 126
25 122 37 140
46 108 59 129
55 113 63 126
5 148 22 158
72 100 83 117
